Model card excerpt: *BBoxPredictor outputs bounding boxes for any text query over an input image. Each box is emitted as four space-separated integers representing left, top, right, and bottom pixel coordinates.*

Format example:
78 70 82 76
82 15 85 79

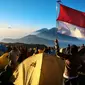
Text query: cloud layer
0 26 36 40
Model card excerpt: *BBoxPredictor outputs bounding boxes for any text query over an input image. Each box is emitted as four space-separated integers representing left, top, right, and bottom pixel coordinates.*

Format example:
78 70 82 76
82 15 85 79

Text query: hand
54 39 58 43
8 60 12 67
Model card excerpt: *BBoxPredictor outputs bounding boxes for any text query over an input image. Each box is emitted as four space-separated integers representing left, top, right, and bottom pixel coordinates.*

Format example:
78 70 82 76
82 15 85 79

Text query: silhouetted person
78 47 85 85
54 39 81 85
78 44 85 52
27 48 34 57
65 44 71 54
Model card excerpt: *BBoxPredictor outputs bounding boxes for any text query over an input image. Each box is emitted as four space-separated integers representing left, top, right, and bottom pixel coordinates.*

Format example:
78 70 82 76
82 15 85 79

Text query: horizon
0 27 57 41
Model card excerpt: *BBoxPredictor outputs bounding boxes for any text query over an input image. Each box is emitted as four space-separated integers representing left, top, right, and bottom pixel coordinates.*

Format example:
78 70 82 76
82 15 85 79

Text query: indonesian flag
57 4 85 39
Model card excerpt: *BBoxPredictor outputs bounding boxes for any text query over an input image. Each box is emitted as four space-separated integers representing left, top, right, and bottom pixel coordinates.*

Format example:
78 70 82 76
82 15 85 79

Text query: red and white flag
57 4 85 39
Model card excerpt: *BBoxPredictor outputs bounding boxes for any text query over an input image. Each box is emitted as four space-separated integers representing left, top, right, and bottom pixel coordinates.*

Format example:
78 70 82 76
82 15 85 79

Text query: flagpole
56 0 63 47
56 1 61 41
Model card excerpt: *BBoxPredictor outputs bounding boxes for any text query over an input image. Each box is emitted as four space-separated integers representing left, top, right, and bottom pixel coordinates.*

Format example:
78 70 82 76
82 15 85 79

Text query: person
27 48 34 57
65 44 71 54
33 47 39 55
81 44 84 48
0 46 12 72
78 59 85 85
8 46 20 70
0 60 14 85
50 47 55 55
44 47 50 54
78 47 85 85
54 39 81 85
78 44 85 52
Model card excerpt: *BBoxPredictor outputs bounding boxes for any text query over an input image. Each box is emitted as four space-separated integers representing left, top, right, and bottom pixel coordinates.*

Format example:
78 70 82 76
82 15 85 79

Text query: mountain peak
36 28 48 32
49 27 57 31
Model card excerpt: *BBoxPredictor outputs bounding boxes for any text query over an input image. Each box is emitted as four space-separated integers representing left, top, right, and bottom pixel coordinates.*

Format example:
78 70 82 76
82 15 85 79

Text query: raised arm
54 39 70 59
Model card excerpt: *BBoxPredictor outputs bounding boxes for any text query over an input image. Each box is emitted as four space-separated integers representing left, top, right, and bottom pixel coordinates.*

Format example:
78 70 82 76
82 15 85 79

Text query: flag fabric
57 4 85 39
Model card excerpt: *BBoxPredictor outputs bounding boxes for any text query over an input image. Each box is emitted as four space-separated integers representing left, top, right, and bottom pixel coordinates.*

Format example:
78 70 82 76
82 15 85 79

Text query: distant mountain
2 38 18 43
34 27 57 40
2 35 54 46
2 27 84 47
36 28 48 32
33 27 80 41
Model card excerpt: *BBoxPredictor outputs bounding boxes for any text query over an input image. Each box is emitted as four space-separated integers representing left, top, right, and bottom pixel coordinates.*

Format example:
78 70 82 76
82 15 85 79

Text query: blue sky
0 0 85 39
0 0 56 29
61 0 85 12
0 0 56 40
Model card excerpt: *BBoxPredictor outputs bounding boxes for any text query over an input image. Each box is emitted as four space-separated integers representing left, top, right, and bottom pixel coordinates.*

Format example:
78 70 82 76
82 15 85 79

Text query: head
34 47 39 54
8 47 20 64
38 47 44 53
68 44 70 47
6 46 12 52
12 46 18 51
70 45 78 55
82 44 84 47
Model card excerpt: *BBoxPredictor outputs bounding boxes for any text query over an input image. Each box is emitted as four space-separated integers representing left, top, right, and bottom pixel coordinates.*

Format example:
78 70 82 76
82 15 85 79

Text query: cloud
0 26 37 39
8 27 12 29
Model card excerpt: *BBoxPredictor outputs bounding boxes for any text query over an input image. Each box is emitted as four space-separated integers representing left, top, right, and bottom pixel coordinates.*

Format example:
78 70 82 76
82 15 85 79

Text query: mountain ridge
2 27 83 47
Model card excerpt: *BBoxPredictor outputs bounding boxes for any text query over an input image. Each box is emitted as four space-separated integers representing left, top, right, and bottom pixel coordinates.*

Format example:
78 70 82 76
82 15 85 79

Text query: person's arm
54 39 70 59
0 61 13 82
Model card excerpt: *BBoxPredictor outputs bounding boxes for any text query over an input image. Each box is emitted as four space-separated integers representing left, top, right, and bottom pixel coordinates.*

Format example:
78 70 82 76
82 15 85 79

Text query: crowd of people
0 43 56 85
0 41 85 85
55 39 85 85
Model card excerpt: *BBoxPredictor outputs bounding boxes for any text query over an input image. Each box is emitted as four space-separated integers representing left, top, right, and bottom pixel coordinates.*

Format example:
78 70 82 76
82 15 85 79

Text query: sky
0 0 56 40
0 0 85 40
